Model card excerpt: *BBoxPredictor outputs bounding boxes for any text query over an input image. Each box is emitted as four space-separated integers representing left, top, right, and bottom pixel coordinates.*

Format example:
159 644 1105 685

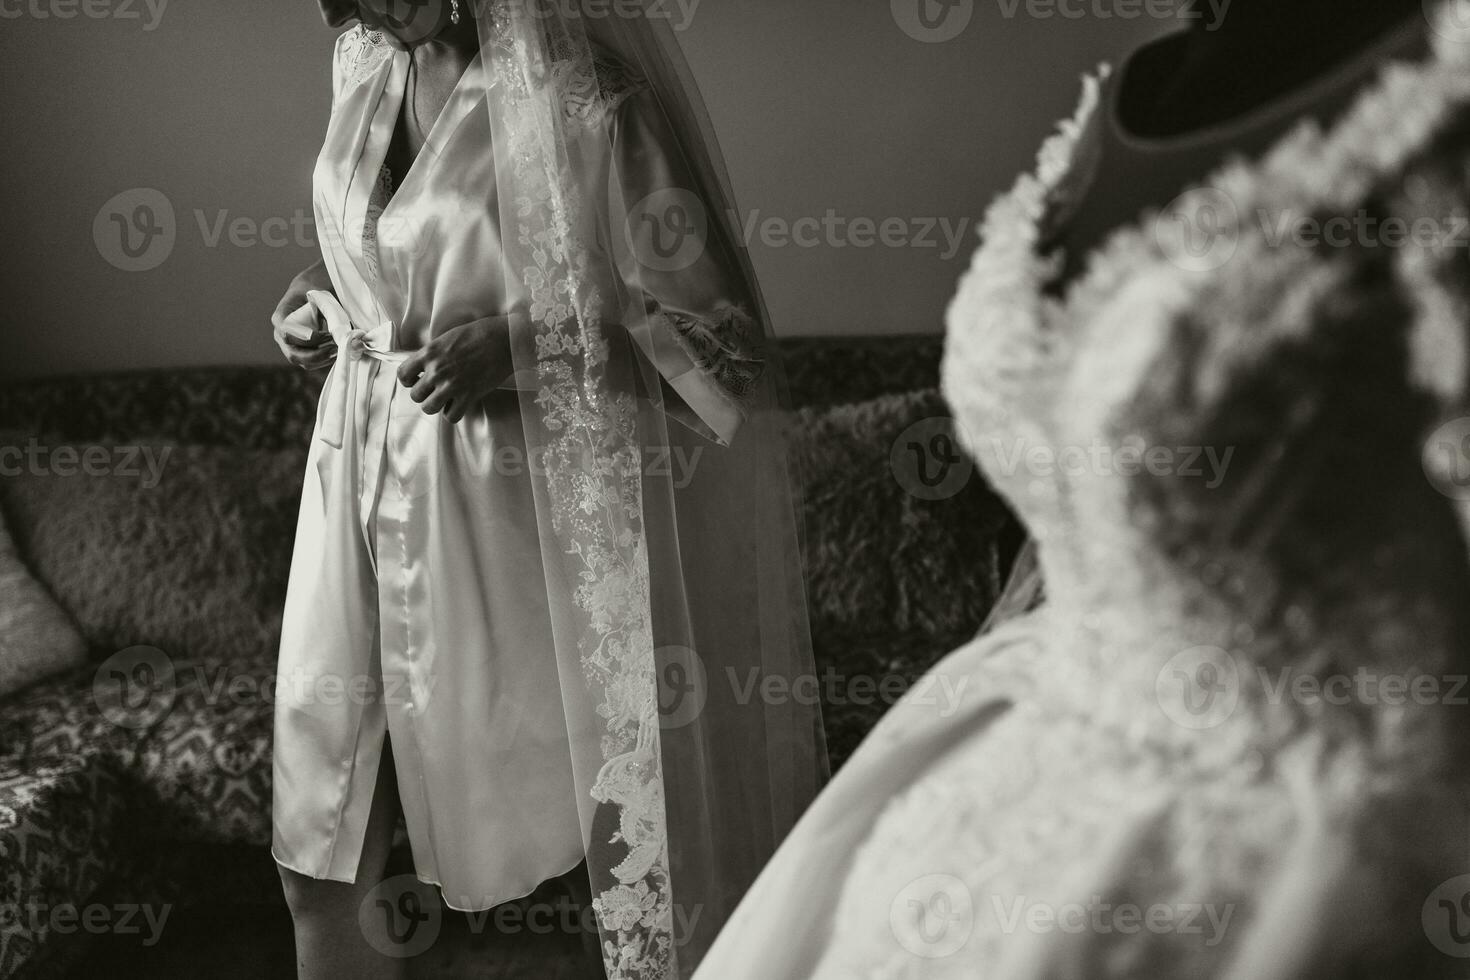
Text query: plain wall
0 1 1169 379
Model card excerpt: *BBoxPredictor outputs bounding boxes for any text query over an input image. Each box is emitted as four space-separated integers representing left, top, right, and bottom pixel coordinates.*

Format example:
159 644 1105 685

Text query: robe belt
305 289 411 450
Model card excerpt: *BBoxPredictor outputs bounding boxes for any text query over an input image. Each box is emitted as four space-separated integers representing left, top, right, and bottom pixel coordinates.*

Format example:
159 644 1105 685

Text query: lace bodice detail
361 163 394 286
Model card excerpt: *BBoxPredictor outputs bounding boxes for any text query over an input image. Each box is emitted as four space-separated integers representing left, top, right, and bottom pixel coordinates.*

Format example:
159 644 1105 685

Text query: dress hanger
1119 0 1425 139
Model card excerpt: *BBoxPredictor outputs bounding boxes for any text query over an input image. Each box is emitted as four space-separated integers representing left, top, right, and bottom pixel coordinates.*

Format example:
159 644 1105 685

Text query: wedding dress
696 9 1470 978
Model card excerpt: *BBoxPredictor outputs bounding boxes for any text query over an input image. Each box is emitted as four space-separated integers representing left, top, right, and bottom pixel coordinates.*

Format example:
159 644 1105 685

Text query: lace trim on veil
486 16 678 977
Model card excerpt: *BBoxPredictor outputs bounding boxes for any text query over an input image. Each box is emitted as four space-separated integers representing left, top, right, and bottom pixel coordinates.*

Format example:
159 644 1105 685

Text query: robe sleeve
608 87 766 447
330 29 352 109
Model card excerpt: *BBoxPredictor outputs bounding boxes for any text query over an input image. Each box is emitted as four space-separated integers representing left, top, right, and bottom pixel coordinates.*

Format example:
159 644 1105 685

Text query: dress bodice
944 11 1455 647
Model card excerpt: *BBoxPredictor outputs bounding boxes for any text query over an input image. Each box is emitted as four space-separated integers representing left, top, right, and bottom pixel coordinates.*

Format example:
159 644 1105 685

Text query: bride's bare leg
278 747 404 980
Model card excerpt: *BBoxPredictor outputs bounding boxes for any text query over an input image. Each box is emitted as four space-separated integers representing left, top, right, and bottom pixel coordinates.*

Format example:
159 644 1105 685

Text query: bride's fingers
398 349 431 387
409 371 439 405
421 384 455 417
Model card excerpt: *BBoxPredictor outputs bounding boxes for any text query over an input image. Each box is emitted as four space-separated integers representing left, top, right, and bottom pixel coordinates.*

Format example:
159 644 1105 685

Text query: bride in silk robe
270 4 824 979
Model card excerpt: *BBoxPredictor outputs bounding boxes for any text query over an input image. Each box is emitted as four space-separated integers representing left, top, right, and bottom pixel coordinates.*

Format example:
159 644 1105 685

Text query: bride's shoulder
329 25 392 106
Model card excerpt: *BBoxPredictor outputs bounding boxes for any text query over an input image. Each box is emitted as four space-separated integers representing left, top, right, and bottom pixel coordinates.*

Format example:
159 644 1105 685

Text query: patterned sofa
0 339 1013 978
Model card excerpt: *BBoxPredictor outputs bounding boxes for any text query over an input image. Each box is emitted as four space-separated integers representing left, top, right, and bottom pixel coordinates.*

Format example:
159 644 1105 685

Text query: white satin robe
272 34 745 911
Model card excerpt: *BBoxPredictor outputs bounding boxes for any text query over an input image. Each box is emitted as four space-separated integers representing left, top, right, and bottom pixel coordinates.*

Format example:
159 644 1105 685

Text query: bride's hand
397 316 515 424
272 262 338 371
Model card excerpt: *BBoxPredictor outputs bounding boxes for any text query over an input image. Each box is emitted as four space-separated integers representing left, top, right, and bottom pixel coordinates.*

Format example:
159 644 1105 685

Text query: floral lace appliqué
362 164 394 284
654 304 765 410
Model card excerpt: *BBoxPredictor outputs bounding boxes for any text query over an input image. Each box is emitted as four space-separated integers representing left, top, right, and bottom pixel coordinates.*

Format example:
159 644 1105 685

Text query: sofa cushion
0 443 307 665
0 511 87 699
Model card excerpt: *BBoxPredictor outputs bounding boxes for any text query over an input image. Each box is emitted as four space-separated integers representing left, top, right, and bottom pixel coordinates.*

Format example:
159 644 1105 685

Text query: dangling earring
450 0 461 24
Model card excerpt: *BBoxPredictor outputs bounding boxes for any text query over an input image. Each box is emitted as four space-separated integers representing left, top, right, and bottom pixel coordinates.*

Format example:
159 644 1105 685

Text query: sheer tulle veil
459 2 828 977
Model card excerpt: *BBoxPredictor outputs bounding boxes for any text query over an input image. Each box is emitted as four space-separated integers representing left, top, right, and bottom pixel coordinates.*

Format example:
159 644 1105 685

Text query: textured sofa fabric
0 758 132 979
794 390 1011 757
0 341 1008 976
0 337 944 452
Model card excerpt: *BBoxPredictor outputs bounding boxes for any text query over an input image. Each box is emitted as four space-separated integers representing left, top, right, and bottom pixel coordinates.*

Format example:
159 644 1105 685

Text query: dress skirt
271 349 588 911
